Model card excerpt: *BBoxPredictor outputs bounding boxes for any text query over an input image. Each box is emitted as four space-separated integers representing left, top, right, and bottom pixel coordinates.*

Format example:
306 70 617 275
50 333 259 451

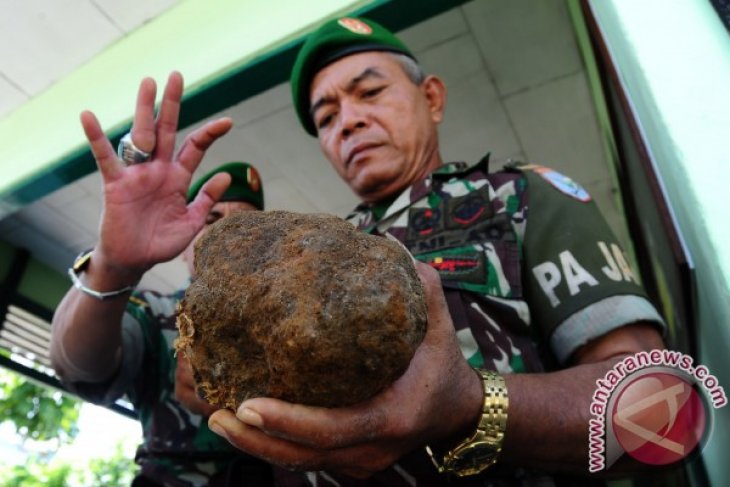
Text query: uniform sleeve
520 167 665 363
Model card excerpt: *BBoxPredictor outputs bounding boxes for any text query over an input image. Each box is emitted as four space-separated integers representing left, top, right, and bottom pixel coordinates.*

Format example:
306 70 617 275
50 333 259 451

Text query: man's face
182 200 258 276
310 51 445 203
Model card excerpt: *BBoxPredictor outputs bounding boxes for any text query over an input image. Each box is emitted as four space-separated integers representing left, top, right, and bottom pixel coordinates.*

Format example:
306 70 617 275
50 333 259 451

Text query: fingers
154 71 184 161
130 73 182 161
210 409 329 470
186 172 232 222
232 397 386 450
175 117 233 173
414 260 441 294
88 73 227 177
209 410 387 475
414 262 452 334
80 111 122 181
131 77 157 153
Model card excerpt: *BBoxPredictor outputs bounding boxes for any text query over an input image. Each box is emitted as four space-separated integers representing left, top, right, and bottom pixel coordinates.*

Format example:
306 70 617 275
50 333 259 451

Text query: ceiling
0 0 180 119
0 0 627 295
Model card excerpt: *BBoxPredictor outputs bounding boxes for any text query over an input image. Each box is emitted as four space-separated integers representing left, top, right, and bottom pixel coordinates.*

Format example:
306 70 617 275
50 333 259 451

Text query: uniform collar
349 160 483 232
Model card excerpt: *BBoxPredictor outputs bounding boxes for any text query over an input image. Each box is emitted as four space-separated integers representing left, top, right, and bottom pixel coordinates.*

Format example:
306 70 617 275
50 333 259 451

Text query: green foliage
0 460 74 487
0 368 80 445
0 368 138 485
84 442 138 486
0 443 138 487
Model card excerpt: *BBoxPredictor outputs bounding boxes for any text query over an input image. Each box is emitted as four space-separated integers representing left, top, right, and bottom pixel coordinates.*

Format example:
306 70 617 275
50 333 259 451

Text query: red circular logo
247 166 260 193
338 18 372 35
612 372 706 465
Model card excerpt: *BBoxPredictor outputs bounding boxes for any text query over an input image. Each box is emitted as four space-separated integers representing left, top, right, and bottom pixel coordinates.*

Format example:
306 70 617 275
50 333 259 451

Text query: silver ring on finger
117 132 152 166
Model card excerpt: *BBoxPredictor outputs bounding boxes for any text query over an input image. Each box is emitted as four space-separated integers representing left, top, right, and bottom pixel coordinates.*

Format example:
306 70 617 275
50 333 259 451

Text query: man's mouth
345 142 381 167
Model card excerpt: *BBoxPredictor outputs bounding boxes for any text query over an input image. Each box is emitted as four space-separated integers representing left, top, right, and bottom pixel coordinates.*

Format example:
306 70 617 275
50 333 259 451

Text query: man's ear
421 75 447 124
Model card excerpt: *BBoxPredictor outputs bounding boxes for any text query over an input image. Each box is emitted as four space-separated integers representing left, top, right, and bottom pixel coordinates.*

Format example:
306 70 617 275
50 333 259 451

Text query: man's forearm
499 323 664 475
50 287 131 383
501 359 619 473
50 248 144 382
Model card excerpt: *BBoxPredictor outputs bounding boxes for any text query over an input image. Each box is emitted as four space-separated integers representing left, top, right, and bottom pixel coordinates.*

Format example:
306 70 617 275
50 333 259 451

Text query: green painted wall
17 259 69 311
0 240 68 311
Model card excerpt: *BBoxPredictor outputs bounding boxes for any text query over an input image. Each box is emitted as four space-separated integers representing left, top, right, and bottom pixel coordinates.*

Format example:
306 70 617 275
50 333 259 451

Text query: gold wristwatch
427 369 509 477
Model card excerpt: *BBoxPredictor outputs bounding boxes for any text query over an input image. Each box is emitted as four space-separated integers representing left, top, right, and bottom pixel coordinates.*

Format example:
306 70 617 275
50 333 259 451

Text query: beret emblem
247 166 261 193
338 17 372 35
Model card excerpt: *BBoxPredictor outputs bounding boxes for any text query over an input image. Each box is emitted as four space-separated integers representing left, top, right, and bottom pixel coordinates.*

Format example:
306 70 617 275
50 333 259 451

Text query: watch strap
427 368 509 477
477 370 509 443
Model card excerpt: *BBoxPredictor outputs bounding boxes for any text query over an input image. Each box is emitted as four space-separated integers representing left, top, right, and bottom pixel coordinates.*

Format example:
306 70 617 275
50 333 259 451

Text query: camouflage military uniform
64 288 271 487
277 158 664 486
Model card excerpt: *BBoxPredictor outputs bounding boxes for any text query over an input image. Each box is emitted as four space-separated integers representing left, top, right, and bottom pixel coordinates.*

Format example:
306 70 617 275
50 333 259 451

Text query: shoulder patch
531 166 591 202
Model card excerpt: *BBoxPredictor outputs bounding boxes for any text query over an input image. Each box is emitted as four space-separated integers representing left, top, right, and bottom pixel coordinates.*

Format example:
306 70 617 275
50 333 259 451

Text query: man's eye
317 113 334 129
362 86 385 98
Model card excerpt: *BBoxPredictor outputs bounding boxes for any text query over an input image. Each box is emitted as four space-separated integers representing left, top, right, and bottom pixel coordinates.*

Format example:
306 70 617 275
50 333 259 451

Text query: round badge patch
534 166 591 202
338 17 372 35
247 166 261 193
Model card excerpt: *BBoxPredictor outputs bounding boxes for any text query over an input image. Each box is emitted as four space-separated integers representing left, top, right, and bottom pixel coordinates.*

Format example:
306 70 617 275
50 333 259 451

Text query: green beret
291 16 415 136
186 162 264 210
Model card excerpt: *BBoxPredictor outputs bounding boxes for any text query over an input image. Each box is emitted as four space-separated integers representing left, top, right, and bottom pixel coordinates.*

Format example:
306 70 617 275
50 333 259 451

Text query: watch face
448 442 499 476
73 249 93 272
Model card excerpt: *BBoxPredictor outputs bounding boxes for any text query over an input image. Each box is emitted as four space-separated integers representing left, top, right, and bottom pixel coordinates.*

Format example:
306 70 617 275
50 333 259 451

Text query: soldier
50 74 272 487
207 17 667 485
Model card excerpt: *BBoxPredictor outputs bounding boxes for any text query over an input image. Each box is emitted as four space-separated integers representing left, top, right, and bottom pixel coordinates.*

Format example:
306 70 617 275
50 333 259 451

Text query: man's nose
340 102 367 138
